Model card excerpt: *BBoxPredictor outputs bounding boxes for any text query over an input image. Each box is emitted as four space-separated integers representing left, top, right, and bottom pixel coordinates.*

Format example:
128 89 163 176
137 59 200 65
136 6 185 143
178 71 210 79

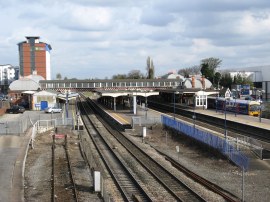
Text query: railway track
79 95 221 201
148 100 270 143
78 100 152 201
51 133 78 202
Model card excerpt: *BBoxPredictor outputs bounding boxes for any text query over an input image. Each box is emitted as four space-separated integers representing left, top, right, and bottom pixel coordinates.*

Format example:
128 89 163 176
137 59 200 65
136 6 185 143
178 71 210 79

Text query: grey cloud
140 9 175 26
2 0 270 79
155 0 270 13
18 11 47 19
146 31 176 41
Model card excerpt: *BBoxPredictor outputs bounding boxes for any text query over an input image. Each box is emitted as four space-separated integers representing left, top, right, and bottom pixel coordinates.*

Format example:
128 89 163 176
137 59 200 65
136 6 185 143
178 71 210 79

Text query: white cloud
0 0 270 79
237 11 270 36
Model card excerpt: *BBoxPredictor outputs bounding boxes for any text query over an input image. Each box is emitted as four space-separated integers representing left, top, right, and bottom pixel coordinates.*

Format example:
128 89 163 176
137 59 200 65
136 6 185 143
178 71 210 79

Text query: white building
0 64 19 85
229 65 270 101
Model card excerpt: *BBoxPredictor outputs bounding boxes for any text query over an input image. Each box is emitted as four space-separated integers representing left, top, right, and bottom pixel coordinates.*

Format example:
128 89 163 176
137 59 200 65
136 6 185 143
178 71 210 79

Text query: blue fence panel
161 115 249 170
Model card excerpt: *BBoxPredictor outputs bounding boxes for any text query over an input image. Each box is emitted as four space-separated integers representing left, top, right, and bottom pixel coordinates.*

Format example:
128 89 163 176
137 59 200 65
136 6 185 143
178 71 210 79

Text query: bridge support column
133 95 137 115
111 97 113 109
114 97 116 112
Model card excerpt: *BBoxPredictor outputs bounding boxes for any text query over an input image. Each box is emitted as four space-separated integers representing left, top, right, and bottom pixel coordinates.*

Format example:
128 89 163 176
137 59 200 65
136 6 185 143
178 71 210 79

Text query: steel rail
78 99 153 202
64 136 79 202
51 134 78 202
84 96 207 202
156 151 241 202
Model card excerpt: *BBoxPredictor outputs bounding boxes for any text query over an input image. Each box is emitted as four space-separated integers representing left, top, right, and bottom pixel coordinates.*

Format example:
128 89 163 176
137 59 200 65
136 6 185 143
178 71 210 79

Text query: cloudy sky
1 0 270 79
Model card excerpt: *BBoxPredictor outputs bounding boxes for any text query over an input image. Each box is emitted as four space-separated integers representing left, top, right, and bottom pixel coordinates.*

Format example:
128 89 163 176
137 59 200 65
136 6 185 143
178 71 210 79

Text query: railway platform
96 99 270 132
193 107 270 131
94 101 162 127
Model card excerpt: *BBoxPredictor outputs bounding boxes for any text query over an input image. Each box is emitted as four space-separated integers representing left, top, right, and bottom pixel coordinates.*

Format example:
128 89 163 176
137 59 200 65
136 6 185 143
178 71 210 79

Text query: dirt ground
24 123 270 202
24 128 102 202
131 124 270 202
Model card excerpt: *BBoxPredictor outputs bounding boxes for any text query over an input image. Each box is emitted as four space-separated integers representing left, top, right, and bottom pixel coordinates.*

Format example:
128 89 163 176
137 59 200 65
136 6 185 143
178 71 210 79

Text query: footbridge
39 78 182 92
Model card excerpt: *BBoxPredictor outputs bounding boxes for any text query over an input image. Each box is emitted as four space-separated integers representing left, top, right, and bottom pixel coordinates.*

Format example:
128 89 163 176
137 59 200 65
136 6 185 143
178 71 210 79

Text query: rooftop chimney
201 76 205 89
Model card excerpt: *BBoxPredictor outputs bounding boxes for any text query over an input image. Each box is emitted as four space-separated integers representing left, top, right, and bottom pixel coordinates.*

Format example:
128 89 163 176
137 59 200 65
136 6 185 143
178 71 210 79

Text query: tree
112 70 145 79
201 57 222 70
233 73 253 87
214 72 222 88
112 74 127 79
200 63 213 79
146 56 155 79
220 72 233 89
178 65 201 78
127 70 145 79
200 57 222 84
56 73 62 80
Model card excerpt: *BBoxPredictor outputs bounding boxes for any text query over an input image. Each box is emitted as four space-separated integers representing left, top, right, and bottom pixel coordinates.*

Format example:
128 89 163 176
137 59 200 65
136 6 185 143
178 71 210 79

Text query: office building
18 36 52 80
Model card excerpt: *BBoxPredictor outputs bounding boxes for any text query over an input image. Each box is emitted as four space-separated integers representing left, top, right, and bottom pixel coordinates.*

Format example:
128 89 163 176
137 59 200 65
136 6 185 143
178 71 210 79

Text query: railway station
1 90 270 201
2 76 270 201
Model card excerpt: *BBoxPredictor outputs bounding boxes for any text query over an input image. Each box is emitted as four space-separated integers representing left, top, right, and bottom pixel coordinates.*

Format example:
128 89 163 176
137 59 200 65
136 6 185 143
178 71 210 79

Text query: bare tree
178 65 201 77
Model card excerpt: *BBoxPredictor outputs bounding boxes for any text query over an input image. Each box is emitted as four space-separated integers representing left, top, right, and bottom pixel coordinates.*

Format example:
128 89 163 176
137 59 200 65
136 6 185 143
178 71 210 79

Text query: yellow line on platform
111 113 130 124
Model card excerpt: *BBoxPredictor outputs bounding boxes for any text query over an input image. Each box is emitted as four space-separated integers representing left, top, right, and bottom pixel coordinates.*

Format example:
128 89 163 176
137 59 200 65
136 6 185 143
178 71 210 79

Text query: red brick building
18 36 52 80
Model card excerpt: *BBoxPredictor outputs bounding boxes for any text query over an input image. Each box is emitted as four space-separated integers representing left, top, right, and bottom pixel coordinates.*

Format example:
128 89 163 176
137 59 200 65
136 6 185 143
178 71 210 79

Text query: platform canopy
57 92 79 100
97 90 159 98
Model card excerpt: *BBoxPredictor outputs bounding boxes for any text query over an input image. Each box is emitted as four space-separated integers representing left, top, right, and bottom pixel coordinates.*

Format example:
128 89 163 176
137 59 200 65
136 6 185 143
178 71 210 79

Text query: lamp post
258 90 265 123
173 91 179 120
145 92 148 119
65 90 69 118
193 95 196 130
173 92 176 120
202 89 205 110
224 99 228 140
232 89 237 117
215 97 218 113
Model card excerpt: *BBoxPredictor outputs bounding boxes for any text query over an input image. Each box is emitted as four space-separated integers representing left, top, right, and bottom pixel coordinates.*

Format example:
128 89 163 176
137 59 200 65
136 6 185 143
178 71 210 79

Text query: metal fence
0 117 30 135
161 115 250 170
30 118 74 149
131 116 161 128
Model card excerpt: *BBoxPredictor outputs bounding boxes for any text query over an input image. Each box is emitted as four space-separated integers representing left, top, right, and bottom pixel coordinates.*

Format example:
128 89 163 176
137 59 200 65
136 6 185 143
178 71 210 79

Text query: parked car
6 105 25 114
44 107 62 113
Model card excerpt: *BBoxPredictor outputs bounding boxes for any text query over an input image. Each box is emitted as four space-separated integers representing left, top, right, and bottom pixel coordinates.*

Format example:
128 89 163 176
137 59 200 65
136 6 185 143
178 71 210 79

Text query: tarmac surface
0 111 63 202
